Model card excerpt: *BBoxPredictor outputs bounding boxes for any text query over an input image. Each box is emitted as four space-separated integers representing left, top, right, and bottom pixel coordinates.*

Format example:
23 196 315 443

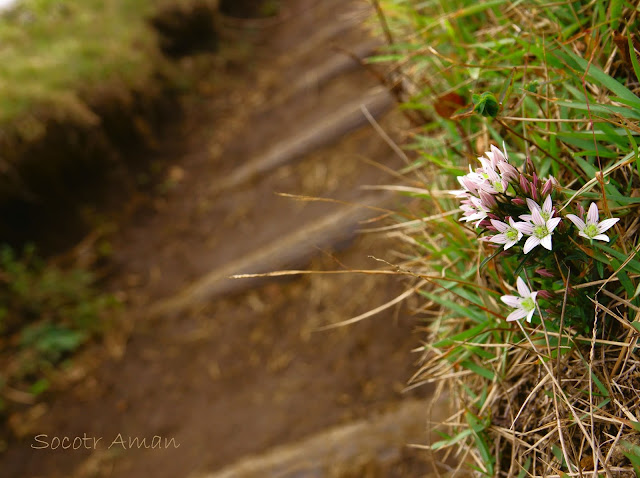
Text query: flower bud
541 177 554 197
526 156 535 174
519 175 529 194
535 268 555 278
479 190 497 208
460 176 479 195
497 161 518 183
512 197 526 206
537 290 553 300
530 181 537 200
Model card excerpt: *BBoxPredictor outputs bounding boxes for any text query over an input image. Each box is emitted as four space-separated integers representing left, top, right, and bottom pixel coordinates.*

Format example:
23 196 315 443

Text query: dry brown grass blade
316 279 427 330
231 269 401 279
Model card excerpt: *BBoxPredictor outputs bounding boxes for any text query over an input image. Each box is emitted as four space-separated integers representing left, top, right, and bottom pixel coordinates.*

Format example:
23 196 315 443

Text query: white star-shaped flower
519 195 554 222
501 277 539 322
489 217 523 250
514 207 561 253
565 202 619 242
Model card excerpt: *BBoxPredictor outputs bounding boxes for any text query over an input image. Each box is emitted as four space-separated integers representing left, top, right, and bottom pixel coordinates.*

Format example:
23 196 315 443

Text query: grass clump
371 0 640 475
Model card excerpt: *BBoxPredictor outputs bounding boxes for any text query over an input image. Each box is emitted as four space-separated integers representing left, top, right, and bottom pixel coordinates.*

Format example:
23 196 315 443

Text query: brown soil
0 0 441 476
219 0 278 18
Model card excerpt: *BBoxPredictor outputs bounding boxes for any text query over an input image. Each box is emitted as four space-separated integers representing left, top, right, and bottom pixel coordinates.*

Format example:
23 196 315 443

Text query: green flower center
583 224 598 238
521 297 535 312
506 228 519 241
540 211 551 221
493 181 504 193
533 224 549 239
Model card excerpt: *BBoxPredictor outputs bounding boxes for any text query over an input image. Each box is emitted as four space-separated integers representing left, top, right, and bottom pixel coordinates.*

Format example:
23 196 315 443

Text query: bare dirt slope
0 1 443 476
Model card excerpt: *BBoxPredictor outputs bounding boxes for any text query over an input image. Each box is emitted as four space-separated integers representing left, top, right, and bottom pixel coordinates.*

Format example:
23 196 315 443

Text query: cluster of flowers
455 145 620 324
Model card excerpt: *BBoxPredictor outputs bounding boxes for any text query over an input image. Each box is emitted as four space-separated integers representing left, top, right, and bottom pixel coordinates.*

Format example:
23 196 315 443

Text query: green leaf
552 444 566 468
629 420 640 433
432 428 473 450
480 247 502 270
421 291 487 323
594 243 640 275
29 378 50 396
498 68 515 106
524 80 539 94
452 0 506 18
460 360 497 380
366 54 405 63
579 357 610 397
629 32 640 83
605 194 640 205
466 344 495 360
621 440 640 475
609 0 623 30
517 457 532 478
622 124 640 179
557 48 640 105
466 411 495 475
472 92 500 118
555 100 640 120
432 322 491 348
20 323 87 360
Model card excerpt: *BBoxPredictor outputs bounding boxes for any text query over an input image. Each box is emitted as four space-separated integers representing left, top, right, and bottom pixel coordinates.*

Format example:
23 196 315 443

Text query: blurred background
0 1 440 476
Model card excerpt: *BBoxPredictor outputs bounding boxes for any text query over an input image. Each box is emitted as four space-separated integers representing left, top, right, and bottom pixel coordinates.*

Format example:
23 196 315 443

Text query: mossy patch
0 0 160 123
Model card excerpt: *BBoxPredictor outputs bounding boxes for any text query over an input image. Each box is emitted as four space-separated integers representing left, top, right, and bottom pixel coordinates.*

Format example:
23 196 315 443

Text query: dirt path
1 1 443 476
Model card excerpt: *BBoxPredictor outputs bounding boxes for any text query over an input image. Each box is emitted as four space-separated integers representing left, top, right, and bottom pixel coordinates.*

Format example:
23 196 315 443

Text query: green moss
0 0 159 122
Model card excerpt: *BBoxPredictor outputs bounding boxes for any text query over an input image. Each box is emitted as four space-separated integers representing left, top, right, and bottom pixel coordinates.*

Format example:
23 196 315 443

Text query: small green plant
0 244 118 409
